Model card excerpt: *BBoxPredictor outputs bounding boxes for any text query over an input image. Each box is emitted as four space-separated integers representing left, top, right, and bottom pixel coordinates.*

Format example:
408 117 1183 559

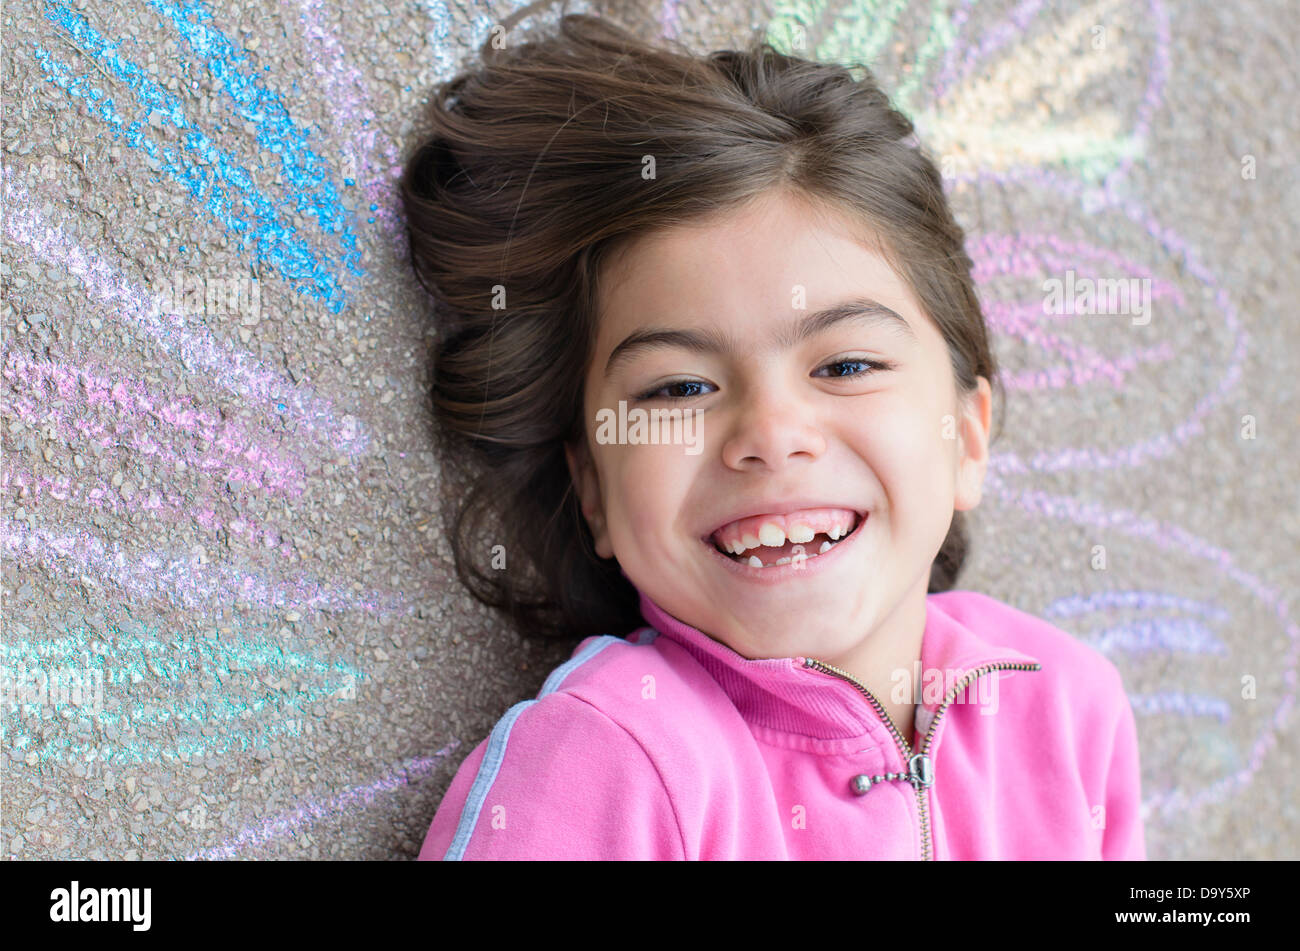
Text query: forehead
594 191 931 356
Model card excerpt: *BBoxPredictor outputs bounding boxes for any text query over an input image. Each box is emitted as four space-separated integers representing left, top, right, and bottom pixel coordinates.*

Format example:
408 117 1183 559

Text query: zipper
802 657 1042 860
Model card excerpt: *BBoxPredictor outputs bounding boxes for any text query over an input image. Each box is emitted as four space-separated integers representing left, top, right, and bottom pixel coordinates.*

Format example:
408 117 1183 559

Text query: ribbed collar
627 572 1041 741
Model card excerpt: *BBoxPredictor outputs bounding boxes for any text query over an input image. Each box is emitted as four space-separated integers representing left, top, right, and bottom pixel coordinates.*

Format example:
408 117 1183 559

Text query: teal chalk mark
2 621 367 765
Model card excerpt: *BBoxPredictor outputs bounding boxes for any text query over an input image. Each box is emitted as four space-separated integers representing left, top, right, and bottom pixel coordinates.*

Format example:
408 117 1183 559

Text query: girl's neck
815 574 929 744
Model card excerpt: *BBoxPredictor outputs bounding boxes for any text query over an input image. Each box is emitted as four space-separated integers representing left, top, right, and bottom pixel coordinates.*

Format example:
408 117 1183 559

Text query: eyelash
635 359 896 402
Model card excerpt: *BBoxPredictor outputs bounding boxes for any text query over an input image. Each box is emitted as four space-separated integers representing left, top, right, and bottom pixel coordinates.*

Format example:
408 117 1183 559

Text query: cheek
852 397 944 474
853 400 955 514
606 449 693 541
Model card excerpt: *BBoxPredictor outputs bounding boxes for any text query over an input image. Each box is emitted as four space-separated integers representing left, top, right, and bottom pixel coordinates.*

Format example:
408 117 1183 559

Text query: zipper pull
850 754 933 796
908 752 934 788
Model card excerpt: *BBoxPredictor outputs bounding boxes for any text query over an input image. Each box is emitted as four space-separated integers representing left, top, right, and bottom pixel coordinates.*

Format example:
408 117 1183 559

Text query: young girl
401 12 1145 860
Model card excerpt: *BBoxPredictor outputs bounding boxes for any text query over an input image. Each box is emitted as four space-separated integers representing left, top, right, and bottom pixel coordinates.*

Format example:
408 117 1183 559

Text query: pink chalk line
2 464 294 555
2 167 370 457
288 0 406 265
5 349 306 495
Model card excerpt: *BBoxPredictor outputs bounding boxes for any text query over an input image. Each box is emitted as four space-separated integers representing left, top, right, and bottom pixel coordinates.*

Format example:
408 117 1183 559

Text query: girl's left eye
636 359 893 402
815 358 893 380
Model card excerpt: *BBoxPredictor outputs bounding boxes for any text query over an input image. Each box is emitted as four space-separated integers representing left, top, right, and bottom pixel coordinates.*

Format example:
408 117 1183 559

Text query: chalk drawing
984 468 1296 823
2 620 367 766
36 0 364 313
0 0 1283 858
5 350 306 495
286 0 404 260
764 0 1168 187
3 519 406 615
2 169 369 456
187 741 460 859
971 175 1248 477
972 234 1182 391
4 465 295 554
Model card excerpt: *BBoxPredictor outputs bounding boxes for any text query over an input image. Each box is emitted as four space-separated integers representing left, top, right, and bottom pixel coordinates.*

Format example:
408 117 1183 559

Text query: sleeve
1100 683 1147 860
417 691 685 860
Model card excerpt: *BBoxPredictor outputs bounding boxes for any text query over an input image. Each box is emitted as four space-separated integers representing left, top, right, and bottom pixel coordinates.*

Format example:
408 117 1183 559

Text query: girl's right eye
635 379 714 402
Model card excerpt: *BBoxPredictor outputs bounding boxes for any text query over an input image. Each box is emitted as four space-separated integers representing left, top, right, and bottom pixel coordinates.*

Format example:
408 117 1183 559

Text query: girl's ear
564 436 614 559
953 376 993 513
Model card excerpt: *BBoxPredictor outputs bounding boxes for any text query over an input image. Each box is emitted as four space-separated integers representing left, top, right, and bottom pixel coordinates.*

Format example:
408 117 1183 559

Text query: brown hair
401 10 1005 643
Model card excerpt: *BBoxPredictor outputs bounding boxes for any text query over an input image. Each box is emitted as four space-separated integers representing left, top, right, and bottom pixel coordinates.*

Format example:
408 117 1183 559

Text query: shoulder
424 629 713 859
425 658 687 859
458 628 725 761
440 630 688 773
499 628 740 793
542 628 728 727
930 589 1130 712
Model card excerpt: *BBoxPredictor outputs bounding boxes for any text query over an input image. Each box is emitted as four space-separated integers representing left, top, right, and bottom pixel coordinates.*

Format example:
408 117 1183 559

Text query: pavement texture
1 0 1297 860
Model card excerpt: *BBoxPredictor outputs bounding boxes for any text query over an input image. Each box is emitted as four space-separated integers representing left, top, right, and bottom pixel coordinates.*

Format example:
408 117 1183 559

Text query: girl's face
565 189 992 663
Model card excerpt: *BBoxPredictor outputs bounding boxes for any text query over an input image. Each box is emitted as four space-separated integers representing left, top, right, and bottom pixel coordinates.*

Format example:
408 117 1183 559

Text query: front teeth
732 529 851 566
724 517 854 555
786 523 816 544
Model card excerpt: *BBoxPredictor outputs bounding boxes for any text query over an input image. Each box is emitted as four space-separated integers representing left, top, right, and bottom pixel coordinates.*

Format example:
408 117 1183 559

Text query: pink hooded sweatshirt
418 585 1146 860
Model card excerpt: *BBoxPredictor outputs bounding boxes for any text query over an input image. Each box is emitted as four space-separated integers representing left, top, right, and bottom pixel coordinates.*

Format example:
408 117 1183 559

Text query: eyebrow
603 297 918 380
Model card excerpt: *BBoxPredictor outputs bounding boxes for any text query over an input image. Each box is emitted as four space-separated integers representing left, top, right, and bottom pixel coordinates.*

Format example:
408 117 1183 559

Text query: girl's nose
719 385 828 471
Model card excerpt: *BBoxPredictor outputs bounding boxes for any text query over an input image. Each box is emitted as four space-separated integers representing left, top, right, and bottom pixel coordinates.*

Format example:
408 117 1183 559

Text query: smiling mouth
707 511 865 568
